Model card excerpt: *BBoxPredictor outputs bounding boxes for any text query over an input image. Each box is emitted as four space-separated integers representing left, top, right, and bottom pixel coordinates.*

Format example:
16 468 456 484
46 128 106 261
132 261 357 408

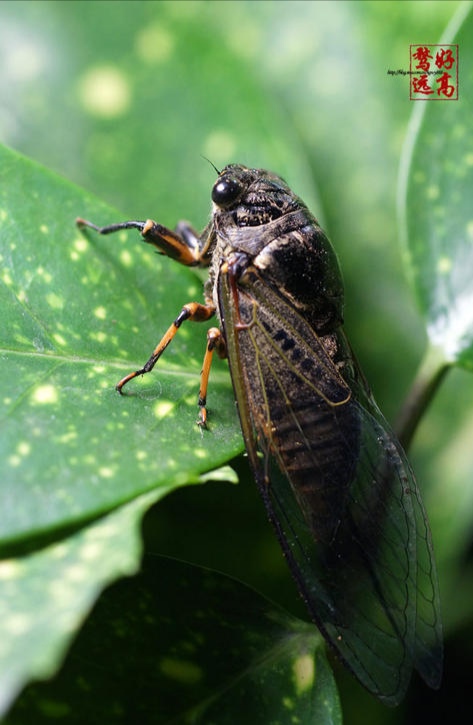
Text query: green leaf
398 3 473 369
0 491 161 716
0 143 242 716
4 556 341 725
0 143 242 547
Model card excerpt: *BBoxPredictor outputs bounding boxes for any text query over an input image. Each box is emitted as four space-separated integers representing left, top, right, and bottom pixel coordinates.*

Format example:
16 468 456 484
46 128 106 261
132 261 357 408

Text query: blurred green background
2 1 472 722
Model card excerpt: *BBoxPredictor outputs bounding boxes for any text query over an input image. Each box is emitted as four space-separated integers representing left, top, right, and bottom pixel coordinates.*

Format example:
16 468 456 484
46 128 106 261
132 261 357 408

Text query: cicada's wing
262 405 442 704
218 270 442 706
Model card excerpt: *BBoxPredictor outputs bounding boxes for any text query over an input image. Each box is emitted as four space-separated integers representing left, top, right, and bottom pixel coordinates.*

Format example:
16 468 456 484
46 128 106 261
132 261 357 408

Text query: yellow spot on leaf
17 441 31 457
98 466 114 479
293 654 314 695
119 249 133 267
53 333 67 346
90 331 107 343
154 400 175 418
58 431 78 444
74 237 88 253
94 306 107 320
46 293 64 310
282 696 294 710
159 657 203 685
32 384 58 405
37 267 53 283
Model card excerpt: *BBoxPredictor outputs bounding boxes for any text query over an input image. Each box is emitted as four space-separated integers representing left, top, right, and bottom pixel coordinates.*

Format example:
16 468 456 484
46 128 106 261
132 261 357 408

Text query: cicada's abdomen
270 395 361 543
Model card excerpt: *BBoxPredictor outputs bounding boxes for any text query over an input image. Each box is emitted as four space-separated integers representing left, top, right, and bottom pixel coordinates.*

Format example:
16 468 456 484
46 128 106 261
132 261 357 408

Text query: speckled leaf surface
0 144 242 546
398 4 473 368
0 143 242 717
4 555 341 725
0 491 160 715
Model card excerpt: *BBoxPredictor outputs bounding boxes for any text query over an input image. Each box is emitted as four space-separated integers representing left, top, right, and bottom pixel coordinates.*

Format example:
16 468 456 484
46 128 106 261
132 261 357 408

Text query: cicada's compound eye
211 176 243 208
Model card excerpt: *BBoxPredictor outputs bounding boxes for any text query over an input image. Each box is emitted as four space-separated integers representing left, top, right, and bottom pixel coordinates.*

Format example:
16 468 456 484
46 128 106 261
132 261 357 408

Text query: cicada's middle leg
198 327 227 427
114 301 216 395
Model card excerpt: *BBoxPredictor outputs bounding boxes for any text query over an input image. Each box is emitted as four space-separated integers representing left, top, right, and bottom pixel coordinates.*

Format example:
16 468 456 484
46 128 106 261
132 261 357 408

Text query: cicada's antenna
201 155 221 175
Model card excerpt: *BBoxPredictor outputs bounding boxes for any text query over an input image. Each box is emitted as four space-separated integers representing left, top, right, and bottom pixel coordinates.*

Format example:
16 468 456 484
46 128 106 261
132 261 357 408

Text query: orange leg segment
198 327 226 427
116 302 216 393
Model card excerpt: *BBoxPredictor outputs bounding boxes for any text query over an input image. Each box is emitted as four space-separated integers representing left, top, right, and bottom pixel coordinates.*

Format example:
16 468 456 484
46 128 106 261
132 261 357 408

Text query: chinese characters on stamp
410 45 459 100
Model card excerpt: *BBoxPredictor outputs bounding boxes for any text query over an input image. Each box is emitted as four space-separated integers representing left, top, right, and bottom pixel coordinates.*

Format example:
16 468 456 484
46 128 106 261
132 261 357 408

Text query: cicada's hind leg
198 327 227 427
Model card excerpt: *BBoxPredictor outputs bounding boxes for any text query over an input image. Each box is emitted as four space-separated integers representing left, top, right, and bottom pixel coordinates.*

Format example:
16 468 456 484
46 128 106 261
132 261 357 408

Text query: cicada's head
211 164 304 227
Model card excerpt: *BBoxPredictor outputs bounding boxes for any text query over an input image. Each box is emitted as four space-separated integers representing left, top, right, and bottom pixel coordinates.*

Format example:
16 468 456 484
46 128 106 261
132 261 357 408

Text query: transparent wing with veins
218 266 442 706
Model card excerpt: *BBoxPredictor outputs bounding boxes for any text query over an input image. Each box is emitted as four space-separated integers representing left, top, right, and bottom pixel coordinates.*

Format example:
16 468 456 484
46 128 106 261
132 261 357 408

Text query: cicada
77 164 442 705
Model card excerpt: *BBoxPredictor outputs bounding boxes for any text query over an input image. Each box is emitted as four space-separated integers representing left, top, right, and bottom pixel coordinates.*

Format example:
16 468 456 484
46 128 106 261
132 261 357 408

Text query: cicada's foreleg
76 217 207 266
198 327 227 428
116 302 216 394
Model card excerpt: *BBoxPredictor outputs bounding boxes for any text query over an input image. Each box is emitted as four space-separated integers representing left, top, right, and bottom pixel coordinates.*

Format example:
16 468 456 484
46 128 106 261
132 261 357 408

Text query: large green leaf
0 143 242 547
395 3 473 663
0 491 161 715
4 555 341 725
0 141 241 717
398 3 473 369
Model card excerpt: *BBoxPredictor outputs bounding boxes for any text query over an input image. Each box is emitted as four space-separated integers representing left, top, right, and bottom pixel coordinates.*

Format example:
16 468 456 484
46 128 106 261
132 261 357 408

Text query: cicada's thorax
209 174 342 321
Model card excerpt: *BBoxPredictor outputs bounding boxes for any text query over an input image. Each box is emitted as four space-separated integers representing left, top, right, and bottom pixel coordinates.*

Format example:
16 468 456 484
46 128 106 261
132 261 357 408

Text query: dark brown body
211 201 358 544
